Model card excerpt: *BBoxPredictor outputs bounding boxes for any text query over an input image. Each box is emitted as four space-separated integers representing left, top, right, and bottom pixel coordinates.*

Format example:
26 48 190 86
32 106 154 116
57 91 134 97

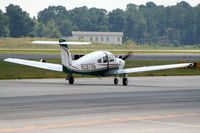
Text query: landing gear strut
69 76 74 84
122 74 128 86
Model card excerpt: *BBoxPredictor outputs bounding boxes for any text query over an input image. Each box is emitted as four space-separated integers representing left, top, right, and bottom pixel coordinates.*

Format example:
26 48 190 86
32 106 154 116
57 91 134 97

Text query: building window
90 37 93 41
101 37 104 41
117 37 121 42
106 37 109 42
79 36 84 40
95 37 98 41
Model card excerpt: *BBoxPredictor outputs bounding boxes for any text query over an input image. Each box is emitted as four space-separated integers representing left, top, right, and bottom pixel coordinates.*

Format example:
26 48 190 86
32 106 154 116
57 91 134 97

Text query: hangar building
68 31 123 45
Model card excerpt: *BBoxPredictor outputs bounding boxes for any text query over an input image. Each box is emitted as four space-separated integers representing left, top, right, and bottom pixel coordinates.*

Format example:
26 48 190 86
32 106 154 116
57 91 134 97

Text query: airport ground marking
0 113 200 133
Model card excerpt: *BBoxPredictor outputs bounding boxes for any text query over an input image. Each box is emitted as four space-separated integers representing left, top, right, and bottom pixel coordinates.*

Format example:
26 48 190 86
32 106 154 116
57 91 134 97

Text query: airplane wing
4 58 63 72
116 63 193 75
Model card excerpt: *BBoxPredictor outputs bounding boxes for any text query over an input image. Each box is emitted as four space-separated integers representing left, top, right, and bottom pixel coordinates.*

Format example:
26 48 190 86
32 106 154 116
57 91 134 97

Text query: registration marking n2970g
81 63 96 70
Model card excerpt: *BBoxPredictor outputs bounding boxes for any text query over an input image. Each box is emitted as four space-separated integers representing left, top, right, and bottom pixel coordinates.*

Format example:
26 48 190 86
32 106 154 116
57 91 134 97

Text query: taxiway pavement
1 53 200 60
0 76 200 133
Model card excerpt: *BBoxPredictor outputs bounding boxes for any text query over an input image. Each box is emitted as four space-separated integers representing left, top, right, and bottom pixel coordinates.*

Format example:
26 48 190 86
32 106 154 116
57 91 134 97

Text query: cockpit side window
103 56 107 63
110 59 114 62
97 58 102 63
109 55 115 62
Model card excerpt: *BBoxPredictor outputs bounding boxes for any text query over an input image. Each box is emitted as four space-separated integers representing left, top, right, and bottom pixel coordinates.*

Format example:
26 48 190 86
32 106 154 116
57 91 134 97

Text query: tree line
0 1 200 46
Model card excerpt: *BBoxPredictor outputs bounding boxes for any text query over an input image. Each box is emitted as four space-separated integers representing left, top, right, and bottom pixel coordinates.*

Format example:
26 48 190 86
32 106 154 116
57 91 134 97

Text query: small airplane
4 39 194 86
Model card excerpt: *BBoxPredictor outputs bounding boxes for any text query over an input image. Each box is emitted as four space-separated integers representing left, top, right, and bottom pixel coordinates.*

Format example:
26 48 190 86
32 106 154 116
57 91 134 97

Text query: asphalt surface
0 76 200 133
1 53 200 60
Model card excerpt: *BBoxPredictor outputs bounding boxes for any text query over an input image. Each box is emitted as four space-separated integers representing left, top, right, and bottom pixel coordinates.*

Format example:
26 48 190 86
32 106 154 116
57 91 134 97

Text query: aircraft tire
114 78 118 85
122 78 128 86
69 77 74 84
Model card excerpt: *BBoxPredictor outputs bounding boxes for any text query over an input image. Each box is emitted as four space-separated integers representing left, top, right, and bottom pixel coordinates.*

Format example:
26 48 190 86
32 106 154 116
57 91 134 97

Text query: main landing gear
114 74 128 86
114 77 118 85
122 77 128 86
66 74 74 84
69 76 74 84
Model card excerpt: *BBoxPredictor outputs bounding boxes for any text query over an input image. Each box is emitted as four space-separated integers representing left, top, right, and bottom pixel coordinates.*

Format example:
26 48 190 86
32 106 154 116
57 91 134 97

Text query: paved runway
0 76 200 133
1 53 200 60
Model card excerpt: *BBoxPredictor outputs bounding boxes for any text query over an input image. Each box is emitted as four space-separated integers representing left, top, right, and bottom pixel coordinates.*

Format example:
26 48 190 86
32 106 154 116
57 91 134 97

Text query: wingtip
3 58 12 61
3 58 10 61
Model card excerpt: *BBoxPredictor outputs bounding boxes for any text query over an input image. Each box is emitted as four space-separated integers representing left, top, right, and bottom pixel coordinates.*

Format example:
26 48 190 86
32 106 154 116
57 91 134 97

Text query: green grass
125 60 200 77
0 59 199 80
1 37 200 54
0 59 66 79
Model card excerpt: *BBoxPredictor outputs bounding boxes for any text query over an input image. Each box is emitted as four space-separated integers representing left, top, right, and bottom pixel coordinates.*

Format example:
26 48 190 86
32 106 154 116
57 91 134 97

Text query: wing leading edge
32 41 91 45
4 58 63 72
116 63 193 75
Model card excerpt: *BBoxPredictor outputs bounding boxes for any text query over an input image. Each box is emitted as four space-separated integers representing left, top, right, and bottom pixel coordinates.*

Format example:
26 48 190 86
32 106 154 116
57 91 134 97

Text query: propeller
118 52 132 60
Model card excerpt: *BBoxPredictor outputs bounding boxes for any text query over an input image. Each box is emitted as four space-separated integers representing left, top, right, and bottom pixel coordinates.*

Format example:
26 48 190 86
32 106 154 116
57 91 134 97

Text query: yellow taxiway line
0 113 199 133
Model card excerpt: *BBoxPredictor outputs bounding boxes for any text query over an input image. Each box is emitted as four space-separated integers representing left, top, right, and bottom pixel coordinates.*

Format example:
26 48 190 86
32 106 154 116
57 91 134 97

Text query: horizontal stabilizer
32 41 59 45
32 41 91 45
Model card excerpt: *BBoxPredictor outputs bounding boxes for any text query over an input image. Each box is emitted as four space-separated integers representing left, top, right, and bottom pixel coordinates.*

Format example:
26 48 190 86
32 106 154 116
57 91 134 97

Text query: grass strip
0 59 199 80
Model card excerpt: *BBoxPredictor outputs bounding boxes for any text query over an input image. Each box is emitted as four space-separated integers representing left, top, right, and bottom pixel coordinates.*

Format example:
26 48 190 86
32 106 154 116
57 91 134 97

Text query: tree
139 3 166 43
169 1 193 45
0 10 9 37
6 4 34 37
165 27 181 46
38 6 70 25
124 4 147 44
87 8 108 31
31 20 44 37
194 4 200 44
3 3 200 45
108 9 125 32
59 19 72 36
38 6 72 37
42 19 61 38
69 6 92 31
69 7 109 31
146 2 157 8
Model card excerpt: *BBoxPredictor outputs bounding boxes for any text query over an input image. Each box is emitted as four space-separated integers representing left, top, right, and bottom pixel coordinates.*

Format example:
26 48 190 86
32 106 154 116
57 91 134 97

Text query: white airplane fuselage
63 51 125 76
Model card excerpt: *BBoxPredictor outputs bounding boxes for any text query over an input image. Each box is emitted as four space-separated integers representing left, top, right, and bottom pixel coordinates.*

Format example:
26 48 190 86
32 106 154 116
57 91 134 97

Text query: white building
68 31 123 45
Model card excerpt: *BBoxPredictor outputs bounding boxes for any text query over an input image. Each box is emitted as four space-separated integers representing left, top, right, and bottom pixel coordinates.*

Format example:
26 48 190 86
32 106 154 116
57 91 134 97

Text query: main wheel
114 78 118 85
122 78 128 86
69 76 74 84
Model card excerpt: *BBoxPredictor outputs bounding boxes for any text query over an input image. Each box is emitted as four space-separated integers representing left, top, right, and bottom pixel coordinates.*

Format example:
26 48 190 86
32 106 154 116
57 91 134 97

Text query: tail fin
32 39 91 68
59 39 72 67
